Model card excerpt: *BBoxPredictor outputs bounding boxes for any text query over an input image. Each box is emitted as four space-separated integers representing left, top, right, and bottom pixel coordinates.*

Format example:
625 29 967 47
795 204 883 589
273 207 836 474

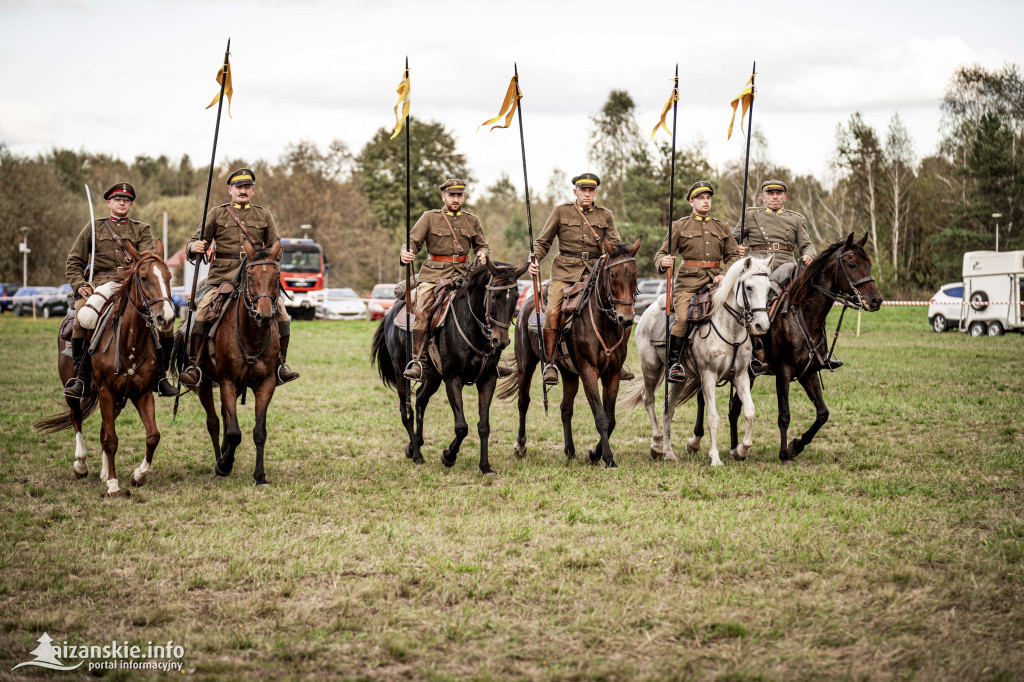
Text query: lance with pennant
174 38 231 420
651 65 679 420
84 184 96 288
730 61 756 246
393 57 414 421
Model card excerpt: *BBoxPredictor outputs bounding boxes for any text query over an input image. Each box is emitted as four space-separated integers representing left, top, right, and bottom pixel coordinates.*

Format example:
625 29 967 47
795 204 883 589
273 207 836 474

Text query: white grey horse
623 256 772 466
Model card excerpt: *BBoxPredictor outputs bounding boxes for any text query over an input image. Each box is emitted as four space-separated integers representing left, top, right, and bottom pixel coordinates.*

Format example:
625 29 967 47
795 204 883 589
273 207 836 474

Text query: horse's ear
486 258 500 278
845 233 855 250
514 261 529 278
125 241 141 263
153 239 163 258
629 235 642 256
743 255 752 270
857 233 868 247
243 238 256 260
268 239 282 261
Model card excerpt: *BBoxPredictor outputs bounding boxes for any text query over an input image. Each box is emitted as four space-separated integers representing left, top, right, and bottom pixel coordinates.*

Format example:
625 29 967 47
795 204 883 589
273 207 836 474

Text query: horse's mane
711 257 770 309
457 260 516 297
107 251 167 309
788 237 870 306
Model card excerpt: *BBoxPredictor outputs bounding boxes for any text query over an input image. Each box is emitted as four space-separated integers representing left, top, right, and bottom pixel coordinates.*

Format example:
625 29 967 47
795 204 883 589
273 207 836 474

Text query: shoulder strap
574 204 604 253
102 220 134 264
223 205 262 249
438 211 466 255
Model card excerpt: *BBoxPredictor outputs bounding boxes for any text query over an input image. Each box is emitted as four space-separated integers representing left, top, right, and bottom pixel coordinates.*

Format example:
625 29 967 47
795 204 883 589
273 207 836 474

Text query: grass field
1 308 1022 680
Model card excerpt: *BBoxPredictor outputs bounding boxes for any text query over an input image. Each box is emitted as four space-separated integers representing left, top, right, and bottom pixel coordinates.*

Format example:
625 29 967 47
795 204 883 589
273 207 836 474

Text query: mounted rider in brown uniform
64 182 178 399
655 180 740 383
529 173 633 385
178 168 299 388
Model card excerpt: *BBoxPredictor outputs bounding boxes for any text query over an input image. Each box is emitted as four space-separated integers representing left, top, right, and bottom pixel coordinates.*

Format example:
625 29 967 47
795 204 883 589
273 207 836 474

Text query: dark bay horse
371 259 527 474
726 233 883 461
173 239 283 485
36 241 176 497
500 237 642 468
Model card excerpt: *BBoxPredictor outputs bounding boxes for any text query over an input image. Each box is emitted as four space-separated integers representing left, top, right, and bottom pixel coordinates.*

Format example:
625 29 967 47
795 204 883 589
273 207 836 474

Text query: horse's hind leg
560 372 580 462
513 330 539 460
686 388 705 455
197 381 220 465
579 367 614 468
788 372 829 460
643 365 666 461
776 369 795 462
252 380 275 485
129 392 159 487
98 390 128 498
412 374 441 465
476 375 497 475
216 382 242 476
440 378 468 468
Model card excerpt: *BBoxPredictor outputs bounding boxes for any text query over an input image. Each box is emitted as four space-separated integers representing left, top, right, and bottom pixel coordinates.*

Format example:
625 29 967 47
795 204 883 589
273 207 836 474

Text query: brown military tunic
733 206 815 271
533 202 620 328
66 217 155 292
403 208 490 332
655 213 740 335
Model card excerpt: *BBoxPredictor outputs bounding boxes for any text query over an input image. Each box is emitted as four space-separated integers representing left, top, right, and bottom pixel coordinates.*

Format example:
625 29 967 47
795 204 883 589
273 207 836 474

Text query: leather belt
429 254 468 263
93 268 124 276
750 243 794 252
214 253 244 261
682 259 720 268
559 250 601 260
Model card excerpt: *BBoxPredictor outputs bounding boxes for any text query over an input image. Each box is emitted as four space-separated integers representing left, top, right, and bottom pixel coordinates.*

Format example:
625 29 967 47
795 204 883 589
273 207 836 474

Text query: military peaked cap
687 180 714 201
439 178 468 193
760 179 788 193
227 168 257 186
103 182 136 201
572 173 600 188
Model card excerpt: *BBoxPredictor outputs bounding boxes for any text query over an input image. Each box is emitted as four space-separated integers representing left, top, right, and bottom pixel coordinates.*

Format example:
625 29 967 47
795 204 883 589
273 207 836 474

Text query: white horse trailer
959 250 1024 337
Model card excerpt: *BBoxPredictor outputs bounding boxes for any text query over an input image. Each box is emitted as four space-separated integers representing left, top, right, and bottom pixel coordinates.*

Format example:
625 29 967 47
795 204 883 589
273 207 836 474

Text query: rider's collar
445 209 462 217
232 202 251 210
575 202 595 214
763 206 783 214
692 213 711 222
109 216 128 224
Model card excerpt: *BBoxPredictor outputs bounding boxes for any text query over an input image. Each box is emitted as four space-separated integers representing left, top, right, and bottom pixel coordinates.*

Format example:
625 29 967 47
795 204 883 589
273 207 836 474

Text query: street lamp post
19 226 30 288
993 213 1003 252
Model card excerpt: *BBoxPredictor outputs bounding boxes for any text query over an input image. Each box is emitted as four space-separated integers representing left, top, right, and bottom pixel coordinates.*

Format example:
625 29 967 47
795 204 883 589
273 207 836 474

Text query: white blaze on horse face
156 269 174 329
73 431 88 476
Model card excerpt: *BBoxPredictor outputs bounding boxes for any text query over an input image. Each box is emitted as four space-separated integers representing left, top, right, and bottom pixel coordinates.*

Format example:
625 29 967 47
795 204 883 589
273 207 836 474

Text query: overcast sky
2 0 1023 205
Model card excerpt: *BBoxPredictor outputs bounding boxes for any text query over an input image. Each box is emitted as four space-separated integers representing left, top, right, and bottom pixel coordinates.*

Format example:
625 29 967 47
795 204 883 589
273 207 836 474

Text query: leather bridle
126 254 173 329
456 271 519 358
813 246 875 310
240 258 280 323
595 253 638 322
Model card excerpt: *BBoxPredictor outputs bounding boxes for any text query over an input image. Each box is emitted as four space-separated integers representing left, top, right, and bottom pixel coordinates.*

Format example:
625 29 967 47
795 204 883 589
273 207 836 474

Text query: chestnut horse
173 239 282 485
35 241 176 497
727 233 883 461
500 237 642 468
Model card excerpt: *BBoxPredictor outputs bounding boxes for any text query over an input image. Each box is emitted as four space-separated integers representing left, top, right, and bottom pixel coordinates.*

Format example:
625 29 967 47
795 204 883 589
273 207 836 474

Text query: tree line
1 62 1020 297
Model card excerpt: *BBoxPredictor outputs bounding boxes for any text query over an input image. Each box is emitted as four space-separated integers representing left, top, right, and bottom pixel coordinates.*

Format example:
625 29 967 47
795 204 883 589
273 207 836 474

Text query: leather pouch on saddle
687 285 715 324
204 283 236 324
561 281 588 318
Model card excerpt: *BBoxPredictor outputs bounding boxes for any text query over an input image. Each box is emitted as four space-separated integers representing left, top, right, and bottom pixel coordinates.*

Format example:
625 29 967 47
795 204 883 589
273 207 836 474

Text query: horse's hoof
73 468 87 480
787 438 803 459
129 476 145 488
650 449 663 462
686 441 700 455
606 460 618 469
481 469 496 476
254 478 270 486
730 448 749 461
441 451 456 468
214 461 232 477
405 443 414 459
102 489 130 499
412 452 425 465
513 444 527 459
664 451 678 462
710 459 724 467
588 449 599 463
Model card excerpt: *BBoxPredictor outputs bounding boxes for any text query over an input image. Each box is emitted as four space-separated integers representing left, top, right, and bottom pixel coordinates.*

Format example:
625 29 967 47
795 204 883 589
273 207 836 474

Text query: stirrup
156 377 180 397
179 365 203 388
667 363 687 384
825 357 844 371
542 363 559 385
403 359 423 381
276 363 299 385
63 377 84 400
750 358 771 375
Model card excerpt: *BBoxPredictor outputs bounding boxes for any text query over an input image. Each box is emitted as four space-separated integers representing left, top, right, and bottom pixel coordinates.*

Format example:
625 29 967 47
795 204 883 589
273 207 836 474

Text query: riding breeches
190 283 289 333
412 281 436 333
543 279 574 330
670 286 703 337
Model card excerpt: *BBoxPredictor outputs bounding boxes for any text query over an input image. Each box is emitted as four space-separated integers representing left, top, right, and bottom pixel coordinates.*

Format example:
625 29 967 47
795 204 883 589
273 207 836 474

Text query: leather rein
585 253 638 374
235 257 280 366
452 269 519 360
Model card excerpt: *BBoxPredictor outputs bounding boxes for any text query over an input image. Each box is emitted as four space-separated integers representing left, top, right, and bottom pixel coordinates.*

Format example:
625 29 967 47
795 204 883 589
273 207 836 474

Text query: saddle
561 280 588 317
686 285 716 324
428 277 458 329
203 283 236 324
767 262 799 322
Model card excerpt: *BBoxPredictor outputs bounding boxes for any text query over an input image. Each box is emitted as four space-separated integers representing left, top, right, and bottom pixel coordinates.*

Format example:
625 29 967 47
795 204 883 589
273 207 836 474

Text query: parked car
367 283 397 320
634 278 666 316
927 282 963 333
0 282 20 312
171 286 188 317
10 286 69 319
316 288 368 321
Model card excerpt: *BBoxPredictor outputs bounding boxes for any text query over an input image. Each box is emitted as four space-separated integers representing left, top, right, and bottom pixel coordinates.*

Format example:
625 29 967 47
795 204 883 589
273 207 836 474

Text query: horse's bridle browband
723 271 770 330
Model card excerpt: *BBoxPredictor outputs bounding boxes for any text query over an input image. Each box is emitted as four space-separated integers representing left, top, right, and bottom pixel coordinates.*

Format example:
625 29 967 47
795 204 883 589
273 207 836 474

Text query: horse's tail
676 375 701 405
620 370 661 410
370 316 398 390
496 358 520 401
169 327 187 380
34 392 98 434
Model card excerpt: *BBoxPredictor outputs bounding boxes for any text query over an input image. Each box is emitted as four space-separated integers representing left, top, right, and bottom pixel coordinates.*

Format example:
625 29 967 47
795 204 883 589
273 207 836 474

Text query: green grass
0 308 1022 680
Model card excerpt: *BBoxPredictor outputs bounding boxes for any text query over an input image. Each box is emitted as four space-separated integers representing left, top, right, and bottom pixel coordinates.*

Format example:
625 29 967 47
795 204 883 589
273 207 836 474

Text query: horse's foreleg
441 378 467 468
701 377 724 467
216 382 241 476
731 375 756 461
513 352 537 460
560 372 580 462
98 390 128 498
593 373 621 466
129 392 158 487
686 388 705 456
789 372 829 460
579 367 614 468
776 369 794 462
197 381 220 462
252 380 275 485
476 375 497 475
412 374 441 465
71 400 88 479
728 373 750 455
398 376 417 460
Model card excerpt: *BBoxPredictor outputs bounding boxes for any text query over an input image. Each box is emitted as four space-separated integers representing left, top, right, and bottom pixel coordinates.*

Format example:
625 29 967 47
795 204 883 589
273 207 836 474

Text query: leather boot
63 337 88 399
667 334 687 384
276 334 300 385
542 328 559 385
178 330 206 389
825 355 844 371
750 336 772 375
403 329 428 381
496 360 514 379
155 338 179 396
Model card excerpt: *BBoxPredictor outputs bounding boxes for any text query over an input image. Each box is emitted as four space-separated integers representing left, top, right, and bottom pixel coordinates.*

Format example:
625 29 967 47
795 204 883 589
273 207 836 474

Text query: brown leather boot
178 327 206 389
155 338 179 397
403 329 428 381
542 328 559 385
667 334 687 384
750 336 773 375
276 333 299 385
63 337 89 399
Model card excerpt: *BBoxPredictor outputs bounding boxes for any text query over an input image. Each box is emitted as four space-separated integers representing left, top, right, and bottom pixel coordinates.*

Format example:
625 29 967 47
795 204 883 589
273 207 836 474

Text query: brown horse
500 236 642 468
35 241 176 497
725 233 883 461
173 239 282 485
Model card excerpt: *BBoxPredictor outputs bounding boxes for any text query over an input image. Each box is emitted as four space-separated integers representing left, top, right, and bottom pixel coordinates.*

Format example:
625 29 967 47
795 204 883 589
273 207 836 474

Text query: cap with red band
103 182 136 201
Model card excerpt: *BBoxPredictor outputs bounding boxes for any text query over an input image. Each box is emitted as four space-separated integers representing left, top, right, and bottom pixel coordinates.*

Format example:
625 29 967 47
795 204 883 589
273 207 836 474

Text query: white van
959 251 1024 337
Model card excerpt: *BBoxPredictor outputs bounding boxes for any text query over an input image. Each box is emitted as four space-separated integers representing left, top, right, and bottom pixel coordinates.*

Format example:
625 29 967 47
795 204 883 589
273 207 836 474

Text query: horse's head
484 259 529 350
242 239 282 327
838 233 883 311
600 235 642 328
737 256 772 335
125 239 175 334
